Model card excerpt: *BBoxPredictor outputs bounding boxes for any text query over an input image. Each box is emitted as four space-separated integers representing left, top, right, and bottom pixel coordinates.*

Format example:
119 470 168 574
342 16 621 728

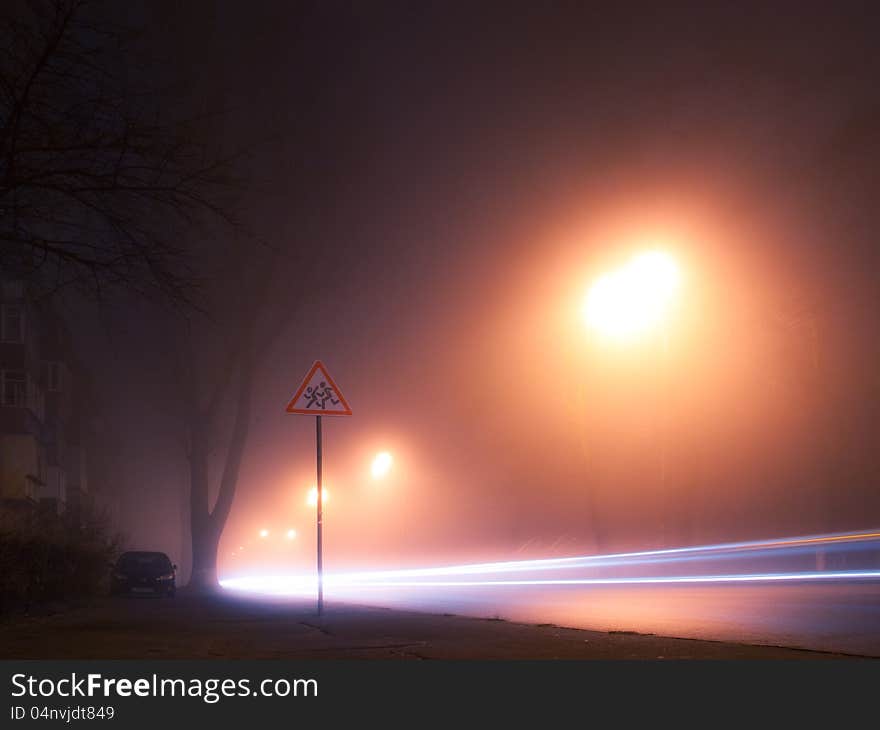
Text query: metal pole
659 325 671 547
316 415 323 616
577 345 601 554
660 327 668 495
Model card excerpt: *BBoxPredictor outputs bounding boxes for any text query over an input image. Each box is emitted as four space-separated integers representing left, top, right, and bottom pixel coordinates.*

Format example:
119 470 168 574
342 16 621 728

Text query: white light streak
220 529 880 597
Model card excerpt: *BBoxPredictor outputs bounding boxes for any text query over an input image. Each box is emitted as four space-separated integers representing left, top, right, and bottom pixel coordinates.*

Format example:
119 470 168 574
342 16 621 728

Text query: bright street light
371 451 393 479
258 529 269 539
583 250 680 340
286 529 297 540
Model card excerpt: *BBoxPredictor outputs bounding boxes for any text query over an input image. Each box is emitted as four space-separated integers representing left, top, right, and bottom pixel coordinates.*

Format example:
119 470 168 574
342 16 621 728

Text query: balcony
1 373 45 423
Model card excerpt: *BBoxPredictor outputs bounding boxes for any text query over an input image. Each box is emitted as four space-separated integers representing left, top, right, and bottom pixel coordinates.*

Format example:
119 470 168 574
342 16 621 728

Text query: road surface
310 579 880 656
0 589 862 659
220 530 880 656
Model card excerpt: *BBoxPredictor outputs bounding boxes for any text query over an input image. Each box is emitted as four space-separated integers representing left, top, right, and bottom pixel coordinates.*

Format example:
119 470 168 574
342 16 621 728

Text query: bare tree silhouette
0 0 239 306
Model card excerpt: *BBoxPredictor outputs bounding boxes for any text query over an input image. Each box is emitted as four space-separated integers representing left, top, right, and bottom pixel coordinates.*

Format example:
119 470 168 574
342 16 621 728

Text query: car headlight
157 573 174 581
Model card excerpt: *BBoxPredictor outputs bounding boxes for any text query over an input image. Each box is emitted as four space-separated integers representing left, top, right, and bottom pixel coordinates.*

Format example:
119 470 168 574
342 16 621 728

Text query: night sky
71 2 880 579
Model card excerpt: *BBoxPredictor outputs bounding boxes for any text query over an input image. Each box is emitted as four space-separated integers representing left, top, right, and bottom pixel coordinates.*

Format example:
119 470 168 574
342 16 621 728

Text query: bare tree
0 0 237 306
177 241 324 591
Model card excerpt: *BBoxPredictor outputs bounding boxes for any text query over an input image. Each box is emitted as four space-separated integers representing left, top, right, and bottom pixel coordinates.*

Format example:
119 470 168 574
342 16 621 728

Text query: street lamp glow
371 451 393 479
286 529 297 540
259 529 269 539
307 486 329 507
583 250 680 339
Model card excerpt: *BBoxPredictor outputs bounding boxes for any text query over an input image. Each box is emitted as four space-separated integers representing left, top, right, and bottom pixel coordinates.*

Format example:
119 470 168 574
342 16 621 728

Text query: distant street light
286 529 298 540
259 529 269 539
306 486 329 507
371 451 393 479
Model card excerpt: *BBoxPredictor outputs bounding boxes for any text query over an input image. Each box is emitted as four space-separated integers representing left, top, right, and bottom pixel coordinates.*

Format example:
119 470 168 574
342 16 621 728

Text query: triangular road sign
285 360 352 416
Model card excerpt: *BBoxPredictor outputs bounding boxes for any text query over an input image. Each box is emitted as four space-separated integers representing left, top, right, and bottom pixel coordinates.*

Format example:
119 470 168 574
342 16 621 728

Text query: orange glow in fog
371 451 393 479
307 486 329 506
583 250 681 339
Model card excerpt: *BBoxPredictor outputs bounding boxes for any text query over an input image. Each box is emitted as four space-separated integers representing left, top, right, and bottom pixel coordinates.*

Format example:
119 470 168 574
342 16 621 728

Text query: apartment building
0 279 91 520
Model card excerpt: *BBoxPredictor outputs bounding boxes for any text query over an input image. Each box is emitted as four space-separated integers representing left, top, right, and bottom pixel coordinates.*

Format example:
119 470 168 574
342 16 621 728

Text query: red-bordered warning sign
285 360 352 416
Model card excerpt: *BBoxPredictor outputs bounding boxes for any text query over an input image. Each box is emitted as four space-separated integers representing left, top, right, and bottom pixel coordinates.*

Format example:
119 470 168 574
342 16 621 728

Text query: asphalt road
317 579 880 656
0 586 871 659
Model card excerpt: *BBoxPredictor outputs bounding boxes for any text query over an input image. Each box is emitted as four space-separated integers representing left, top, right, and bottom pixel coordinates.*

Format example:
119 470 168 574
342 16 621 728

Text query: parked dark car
110 551 177 597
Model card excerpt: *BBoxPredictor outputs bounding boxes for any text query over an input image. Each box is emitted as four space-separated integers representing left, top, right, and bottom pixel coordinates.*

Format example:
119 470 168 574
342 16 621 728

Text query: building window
1 303 24 343
1 370 25 406
27 377 45 421
1 281 24 299
45 361 63 392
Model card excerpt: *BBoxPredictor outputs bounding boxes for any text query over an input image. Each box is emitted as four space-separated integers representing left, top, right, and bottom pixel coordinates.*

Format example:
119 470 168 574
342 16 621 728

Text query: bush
0 506 123 615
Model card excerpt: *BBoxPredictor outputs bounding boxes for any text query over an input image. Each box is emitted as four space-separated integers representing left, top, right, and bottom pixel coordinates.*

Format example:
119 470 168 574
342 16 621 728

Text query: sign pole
286 361 351 616
316 414 323 616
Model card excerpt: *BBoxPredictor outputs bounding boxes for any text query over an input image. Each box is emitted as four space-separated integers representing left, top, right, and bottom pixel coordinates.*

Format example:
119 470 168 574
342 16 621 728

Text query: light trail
221 570 880 596
220 528 880 597
325 528 880 581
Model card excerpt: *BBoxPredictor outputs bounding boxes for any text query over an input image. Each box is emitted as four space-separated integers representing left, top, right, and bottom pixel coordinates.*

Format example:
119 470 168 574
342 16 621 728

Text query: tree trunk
190 521 220 590
180 250 288 593
185 346 257 591
187 430 219 590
